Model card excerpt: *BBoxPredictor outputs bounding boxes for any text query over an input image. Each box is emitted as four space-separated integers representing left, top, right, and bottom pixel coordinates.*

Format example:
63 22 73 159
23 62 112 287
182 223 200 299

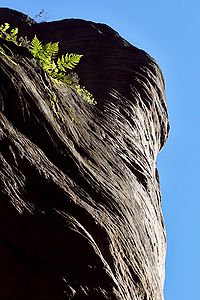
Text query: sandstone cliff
0 8 169 300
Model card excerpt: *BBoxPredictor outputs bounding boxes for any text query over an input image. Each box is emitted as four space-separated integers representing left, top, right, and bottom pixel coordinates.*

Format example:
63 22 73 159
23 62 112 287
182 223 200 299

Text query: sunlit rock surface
0 8 169 300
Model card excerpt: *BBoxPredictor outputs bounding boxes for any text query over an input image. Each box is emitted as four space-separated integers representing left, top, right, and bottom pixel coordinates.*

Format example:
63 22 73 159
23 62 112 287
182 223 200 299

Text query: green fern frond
43 41 59 60
0 23 10 34
9 27 18 43
57 53 83 71
57 56 65 72
41 58 53 72
29 35 43 58
0 23 18 44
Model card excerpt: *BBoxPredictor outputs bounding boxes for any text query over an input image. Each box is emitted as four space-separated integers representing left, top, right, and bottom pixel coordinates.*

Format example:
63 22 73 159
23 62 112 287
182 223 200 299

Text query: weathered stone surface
0 8 169 300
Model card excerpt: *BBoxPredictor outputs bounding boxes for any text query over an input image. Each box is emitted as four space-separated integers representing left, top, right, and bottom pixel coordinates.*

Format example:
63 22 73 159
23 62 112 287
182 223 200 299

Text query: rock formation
0 8 169 300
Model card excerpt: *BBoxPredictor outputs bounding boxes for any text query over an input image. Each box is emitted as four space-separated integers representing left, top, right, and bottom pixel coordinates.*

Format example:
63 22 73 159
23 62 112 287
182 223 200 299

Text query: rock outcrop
0 8 169 300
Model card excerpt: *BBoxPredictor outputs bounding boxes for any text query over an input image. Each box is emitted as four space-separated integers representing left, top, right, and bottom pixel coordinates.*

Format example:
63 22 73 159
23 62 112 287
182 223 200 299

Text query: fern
44 41 59 60
57 53 83 71
8 27 18 43
28 35 43 58
28 36 82 78
0 23 18 44
0 23 10 34
0 23 96 105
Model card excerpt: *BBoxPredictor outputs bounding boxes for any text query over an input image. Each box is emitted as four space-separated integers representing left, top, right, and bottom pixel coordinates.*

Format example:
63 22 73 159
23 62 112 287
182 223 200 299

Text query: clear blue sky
1 1 199 299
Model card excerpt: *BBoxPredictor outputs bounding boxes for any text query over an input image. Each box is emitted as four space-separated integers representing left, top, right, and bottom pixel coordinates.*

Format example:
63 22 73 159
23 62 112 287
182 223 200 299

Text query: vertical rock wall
0 8 169 300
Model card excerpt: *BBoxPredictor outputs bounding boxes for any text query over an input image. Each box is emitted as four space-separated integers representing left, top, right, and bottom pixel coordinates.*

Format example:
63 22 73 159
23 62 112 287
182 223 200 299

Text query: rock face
0 8 169 300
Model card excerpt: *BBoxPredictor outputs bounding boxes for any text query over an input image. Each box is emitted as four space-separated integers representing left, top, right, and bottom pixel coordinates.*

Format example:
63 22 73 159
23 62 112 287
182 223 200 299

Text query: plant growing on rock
29 35 81 83
0 22 96 105
0 22 18 44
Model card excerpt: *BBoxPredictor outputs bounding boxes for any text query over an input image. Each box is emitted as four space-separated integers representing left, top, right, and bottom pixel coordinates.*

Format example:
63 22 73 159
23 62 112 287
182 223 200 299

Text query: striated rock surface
0 8 169 300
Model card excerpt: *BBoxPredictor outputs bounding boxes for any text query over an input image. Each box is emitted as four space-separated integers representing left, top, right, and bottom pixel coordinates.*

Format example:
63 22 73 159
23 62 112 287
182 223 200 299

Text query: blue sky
1 1 199 299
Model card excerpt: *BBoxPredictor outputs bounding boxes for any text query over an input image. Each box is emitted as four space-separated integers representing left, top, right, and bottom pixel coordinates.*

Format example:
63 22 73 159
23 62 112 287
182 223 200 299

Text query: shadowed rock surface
0 8 169 300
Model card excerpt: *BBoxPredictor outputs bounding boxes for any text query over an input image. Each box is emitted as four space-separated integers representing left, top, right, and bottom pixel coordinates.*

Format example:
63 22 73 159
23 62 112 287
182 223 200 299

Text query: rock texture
0 8 169 300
